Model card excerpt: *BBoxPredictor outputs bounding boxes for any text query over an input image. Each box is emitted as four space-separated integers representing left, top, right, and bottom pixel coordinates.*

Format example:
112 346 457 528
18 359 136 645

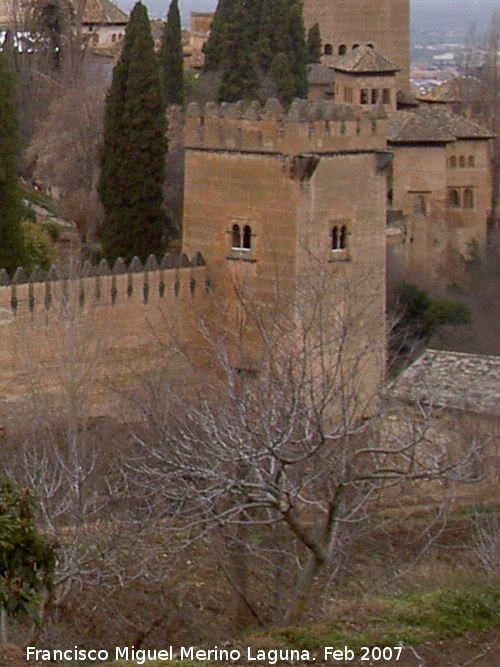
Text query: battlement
185 99 388 154
0 252 208 318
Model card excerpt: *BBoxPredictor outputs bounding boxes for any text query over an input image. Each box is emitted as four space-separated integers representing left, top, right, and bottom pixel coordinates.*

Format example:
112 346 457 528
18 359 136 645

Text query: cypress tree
269 53 296 106
0 52 28 274
287 0 308 98
203 0 234 71
99 2 168 264
258 0 290 71
159 0 184 107
218 0 259 102
307 23 322 64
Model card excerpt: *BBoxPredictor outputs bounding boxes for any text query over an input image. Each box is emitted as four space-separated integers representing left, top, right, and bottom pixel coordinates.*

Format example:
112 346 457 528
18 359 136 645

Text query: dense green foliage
159 0 185 107
21 221 55 271
0 53 29 274
390 282 472 368
0 478 56 621
99 2 170 264
203 0 308 104
307 23 322 63
395 282 472 343
218 0 259 102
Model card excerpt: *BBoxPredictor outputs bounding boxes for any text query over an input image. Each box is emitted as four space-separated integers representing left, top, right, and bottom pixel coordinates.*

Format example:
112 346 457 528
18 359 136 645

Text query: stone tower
182 99 390 398
303 0 411 91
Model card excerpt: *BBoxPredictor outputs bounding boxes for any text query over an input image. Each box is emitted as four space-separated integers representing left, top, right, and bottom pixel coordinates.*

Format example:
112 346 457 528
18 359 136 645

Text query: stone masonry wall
0 254 210 423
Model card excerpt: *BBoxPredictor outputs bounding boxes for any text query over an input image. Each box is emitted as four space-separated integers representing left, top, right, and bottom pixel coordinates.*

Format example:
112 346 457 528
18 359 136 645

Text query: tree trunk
284 553 323 625
0 609 8 645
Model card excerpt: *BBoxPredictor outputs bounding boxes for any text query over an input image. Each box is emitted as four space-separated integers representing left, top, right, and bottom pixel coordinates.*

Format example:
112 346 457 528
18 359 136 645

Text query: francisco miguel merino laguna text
26 646 314 664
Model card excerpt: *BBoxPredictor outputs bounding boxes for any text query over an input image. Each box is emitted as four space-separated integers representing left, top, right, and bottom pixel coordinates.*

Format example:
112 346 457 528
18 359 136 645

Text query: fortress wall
0 257 210 422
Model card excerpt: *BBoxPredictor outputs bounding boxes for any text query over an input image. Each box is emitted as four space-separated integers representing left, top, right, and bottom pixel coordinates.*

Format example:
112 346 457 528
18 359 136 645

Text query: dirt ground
1 628 499 667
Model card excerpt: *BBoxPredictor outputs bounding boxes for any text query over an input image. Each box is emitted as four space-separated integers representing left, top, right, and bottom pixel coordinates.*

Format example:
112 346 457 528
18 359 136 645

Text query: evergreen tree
218 0 259 102
307 22 322 63
203 0 234 71
0 53 28 274
99 2 169 264
258 0 290 71
269 52 296 105
287 0 308 98
159 0 184 108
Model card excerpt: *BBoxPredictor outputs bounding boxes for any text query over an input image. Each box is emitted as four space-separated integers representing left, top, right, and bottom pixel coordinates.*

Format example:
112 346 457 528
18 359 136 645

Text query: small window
371 89 378 104
344 87 353 103
463 188 474 209
353 43 359 50
360 89 369 105
367 43 374 49
338 44 347 55
468 155 475 167
242 225 252 250
414 194 427 217
232 224 241 248
447 188 460 208
459 155 466 168
450 156 457 168
332 224 347 251
324 44 333 56
112 33 116 43
382 88 390 104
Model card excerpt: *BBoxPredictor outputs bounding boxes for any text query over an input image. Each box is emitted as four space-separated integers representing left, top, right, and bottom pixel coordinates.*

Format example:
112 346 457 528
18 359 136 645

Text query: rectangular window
344 87 353 103
360 89 369 105
382 88 391 104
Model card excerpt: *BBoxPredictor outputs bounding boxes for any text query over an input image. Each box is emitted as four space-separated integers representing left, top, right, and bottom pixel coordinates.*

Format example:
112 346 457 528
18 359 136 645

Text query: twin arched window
332 224 347 251
232 224 252 250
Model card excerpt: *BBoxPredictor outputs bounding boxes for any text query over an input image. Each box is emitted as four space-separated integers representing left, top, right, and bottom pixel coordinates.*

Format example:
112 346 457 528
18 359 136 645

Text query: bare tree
130 266 483 625
25 65 107 239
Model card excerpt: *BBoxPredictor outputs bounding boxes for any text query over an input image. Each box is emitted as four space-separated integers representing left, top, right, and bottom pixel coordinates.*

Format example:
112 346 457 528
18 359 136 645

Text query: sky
116 1 500 30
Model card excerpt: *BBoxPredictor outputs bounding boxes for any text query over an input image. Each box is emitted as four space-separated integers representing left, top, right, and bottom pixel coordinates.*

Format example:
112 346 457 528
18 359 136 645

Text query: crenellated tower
303 0 411 92
183 98 391 395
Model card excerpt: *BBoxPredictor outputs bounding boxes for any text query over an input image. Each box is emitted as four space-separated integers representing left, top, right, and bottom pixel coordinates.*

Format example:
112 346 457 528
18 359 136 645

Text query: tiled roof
417 76 488 104
332 45 401 74
81 0 128 24
308 63 335 86
391 349 500 416
387 107 494 144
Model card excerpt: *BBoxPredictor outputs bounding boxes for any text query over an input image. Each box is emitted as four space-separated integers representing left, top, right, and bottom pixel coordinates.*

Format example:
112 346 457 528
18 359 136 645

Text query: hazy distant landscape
116 0 500 37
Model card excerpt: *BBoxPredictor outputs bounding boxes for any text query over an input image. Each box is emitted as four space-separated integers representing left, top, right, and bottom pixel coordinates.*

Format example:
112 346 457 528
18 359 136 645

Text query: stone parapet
185 99 387 154
0 253 208 319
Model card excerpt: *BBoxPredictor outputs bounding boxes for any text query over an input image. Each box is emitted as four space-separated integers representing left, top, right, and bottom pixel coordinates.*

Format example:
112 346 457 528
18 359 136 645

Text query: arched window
338 44 347 55
447 188 460 208
353 43 359 50
232 224 241 248
118 33 123 40
340 225 347 249
332 226 339 250
450 156 457 168
468 155 475 167
242 225 252 249
459 155 466 168
112 33 116 43
332 225 348 251
367 43 374 49
463 188 474 209
324 44 333 56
